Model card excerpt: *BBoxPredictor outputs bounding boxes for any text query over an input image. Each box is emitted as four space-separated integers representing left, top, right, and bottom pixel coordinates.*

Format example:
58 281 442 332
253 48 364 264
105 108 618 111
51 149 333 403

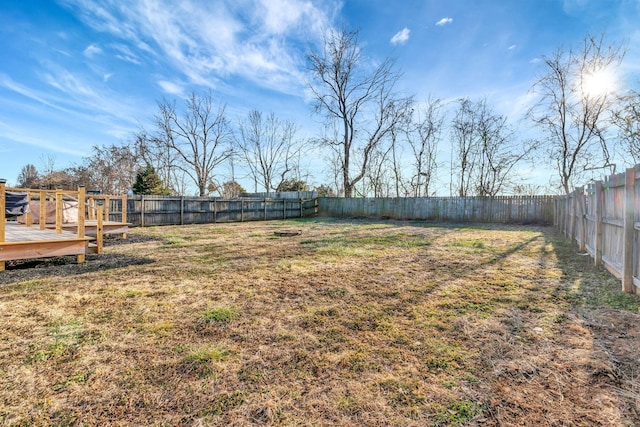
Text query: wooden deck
45 220 130 237
0 222 91 265
0 182 129 271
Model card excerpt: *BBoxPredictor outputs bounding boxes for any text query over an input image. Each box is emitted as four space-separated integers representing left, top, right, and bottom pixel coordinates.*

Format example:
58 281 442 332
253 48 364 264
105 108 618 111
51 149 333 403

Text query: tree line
15 30 640 197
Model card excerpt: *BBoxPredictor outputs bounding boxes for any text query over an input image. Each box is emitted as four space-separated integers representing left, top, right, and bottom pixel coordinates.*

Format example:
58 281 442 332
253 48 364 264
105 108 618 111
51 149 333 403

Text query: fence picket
557 165 640 294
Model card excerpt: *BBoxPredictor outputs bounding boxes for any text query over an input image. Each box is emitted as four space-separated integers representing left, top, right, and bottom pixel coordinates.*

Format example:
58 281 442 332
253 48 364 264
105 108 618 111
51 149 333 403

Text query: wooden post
213 199 217 223
96 203 104 254
594 181 603 267
300 199 304 218
241 200 244 222
121 195 128 222
180 196 184 226
622 167 635 293
77 186 86 264
0 179 6 271
140 195 145 227
39 190 46 230
103 196 110 221
283 199 286 219
88 196 95 220
121 196 128 239
55 188 63 234
264 199 267 220
25 192 32 227
577 187 586 253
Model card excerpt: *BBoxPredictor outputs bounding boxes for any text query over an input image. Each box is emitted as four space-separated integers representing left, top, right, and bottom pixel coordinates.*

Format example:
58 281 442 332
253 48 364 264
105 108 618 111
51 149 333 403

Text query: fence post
213 199 217 223
104 195 110 221
180 196 184 226
77 186 86 263
594 181 603 267
264 199 267 220
300 199 303 218
623 168 635 293
141 195 145 227
576 187 586 253
55 188 63 234
241 200 244 222
283 199 286 219
96 203 104 254
564 195 569 237
122 196 128 223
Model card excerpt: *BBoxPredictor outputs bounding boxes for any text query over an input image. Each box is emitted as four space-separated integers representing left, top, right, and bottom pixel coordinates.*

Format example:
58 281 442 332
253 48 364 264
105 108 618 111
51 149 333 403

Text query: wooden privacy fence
318 196 555 224
99 195 319 227
556 165 640 294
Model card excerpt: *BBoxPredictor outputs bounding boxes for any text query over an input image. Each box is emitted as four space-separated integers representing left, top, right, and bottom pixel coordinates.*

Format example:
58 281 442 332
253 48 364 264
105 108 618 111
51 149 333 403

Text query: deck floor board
4 222 90 243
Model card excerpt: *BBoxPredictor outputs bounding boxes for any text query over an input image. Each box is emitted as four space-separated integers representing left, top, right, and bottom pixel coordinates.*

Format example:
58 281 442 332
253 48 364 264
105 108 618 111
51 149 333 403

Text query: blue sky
1 0 639 192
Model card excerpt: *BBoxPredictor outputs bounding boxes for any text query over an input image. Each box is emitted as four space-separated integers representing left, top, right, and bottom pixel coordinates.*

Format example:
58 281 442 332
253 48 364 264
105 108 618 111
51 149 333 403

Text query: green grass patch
433 400 482 426
200 305 238 323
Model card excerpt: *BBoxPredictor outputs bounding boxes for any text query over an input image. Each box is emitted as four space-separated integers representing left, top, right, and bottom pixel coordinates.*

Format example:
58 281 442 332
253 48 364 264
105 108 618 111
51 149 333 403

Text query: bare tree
38 154 58 189
81 144 140 194
612 90 640 164
451 98 480 197
137 91 233 196
235 110 302 193
528 34 624 194
363 144 394 197
405 98 443 197
16 164 40 188
474 104 533 196
452 98 531 197
307 27 413 197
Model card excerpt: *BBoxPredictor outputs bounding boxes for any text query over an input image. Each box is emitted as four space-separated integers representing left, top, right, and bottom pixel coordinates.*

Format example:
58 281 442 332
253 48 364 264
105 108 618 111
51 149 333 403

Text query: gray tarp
5 192 30 217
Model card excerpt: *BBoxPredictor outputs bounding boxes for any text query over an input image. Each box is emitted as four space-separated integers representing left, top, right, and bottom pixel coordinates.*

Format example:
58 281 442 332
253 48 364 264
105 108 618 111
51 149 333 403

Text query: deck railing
0 182 113 270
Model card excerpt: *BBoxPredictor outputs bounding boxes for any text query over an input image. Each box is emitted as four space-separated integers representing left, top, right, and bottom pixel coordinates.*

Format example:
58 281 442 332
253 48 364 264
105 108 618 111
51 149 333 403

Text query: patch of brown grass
0 218 639 425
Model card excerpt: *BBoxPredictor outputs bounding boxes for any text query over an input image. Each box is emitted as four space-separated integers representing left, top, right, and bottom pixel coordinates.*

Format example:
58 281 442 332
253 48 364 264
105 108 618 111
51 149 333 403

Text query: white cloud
112 44 142 65
83 43 102 57
529 57 541 64
158 80 184 96
390 28 410 45
436 17 453 26
508 45 516 50
60 0 340 97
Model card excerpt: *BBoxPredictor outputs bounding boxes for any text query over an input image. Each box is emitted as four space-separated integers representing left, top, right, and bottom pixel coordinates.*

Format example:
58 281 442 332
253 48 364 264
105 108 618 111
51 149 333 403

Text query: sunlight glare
582 67 618 98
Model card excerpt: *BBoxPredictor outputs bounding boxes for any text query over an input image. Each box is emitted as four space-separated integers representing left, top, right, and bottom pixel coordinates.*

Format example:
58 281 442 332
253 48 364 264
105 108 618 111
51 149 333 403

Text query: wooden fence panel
557 164 640 293
103 196 315 227
317 196 555 224
602 173 625 279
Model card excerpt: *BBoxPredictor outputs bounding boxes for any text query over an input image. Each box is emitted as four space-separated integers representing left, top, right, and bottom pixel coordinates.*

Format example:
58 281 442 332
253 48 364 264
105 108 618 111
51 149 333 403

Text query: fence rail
556 165 640 294
99 195 318 227
318 196 555 224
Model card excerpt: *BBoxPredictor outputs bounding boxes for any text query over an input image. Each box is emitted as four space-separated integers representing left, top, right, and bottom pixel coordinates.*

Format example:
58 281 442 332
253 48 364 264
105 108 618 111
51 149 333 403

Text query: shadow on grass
542 230 640 311
101 232 163 247
0 253 155 285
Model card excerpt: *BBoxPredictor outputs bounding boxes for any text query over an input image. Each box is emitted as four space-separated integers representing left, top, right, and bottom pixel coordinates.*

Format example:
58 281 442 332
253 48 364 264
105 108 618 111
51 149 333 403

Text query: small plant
52 371 91 391
162 234 187 246
201 305 238 323
433 400 482 426
186 345 229 364
180 344 230 378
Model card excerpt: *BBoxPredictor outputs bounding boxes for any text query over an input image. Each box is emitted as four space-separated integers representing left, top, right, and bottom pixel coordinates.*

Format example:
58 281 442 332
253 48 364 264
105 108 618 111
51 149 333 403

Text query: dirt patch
0 219 638 426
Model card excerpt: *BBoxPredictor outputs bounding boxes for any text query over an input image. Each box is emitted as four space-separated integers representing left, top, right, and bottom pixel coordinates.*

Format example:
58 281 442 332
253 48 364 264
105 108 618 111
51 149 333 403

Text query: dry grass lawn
1 218 639 426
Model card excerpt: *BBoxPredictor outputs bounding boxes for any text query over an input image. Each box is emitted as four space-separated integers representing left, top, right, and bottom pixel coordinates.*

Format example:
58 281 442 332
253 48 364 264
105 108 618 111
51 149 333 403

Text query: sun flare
582 67 618 98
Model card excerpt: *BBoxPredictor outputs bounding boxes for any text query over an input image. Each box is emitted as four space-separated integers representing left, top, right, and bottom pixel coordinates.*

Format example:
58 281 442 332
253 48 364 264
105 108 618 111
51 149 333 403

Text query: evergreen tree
133 164 170 195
